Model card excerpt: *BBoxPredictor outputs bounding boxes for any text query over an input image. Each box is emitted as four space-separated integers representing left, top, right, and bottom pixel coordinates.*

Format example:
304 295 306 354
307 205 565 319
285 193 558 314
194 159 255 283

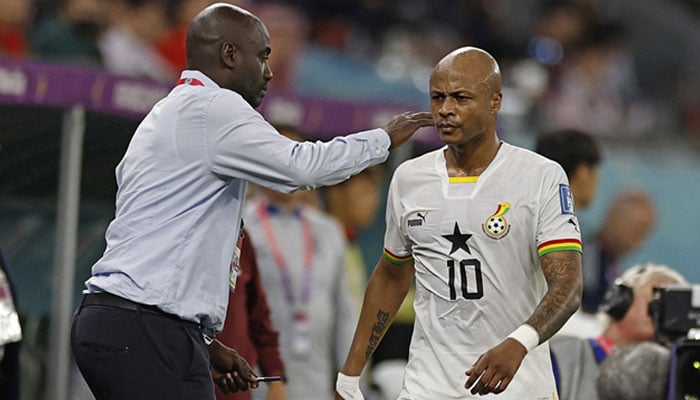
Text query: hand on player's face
383 112 434 149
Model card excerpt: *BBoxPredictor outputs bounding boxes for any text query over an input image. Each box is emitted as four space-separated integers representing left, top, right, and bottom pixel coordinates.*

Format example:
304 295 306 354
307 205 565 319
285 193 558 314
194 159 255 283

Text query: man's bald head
600 189 656 256
185 3 273 107
431 46 501 94
186 3 261 69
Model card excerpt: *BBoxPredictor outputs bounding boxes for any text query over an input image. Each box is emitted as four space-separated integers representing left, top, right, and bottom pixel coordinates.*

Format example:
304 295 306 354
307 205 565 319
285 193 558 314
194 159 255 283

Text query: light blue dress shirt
85 70 390 332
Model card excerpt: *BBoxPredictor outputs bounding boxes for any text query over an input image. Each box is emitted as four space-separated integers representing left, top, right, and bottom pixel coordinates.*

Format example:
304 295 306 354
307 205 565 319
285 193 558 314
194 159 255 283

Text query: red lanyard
256 200 315 310
175 77 204 86
593 335 616 356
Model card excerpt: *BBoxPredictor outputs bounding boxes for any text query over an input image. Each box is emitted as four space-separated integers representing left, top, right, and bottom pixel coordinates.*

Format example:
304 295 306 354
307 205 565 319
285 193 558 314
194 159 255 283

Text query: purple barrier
0 58 439 147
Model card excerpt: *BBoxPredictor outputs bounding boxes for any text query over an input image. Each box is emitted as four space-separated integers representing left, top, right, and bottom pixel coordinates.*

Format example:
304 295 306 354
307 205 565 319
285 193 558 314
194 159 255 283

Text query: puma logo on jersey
568 218 579 232
408 212 428 227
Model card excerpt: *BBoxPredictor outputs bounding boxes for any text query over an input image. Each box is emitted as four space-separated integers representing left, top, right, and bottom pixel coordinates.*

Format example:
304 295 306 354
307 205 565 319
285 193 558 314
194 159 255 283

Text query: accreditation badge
290 312 311 358
229 229 244 292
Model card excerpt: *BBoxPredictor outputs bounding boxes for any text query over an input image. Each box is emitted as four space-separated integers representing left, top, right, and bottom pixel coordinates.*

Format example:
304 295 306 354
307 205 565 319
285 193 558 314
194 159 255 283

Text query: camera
648 285 700 400
648 286 700 344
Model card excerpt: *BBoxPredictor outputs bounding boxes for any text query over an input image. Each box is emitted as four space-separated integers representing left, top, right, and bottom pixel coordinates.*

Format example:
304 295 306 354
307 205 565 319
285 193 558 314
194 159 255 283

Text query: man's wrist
336 372 362 400
506 324 540 352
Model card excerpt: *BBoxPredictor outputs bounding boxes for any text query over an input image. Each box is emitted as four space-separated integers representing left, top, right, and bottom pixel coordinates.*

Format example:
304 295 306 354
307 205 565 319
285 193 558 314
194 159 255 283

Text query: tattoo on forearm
528 251 582 341
365 309 390 360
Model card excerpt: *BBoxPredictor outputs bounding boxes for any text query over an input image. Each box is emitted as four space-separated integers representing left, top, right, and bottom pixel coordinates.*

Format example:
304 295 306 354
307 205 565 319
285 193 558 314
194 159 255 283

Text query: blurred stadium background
1 0 699 399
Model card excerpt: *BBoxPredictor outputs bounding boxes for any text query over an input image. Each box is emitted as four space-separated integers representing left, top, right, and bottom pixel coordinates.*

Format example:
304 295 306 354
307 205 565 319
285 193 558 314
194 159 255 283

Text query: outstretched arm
335 257 415 400
465 250 582 396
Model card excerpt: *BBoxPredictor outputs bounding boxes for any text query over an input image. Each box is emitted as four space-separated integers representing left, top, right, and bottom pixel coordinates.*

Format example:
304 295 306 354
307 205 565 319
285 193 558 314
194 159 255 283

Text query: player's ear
490 92 502 115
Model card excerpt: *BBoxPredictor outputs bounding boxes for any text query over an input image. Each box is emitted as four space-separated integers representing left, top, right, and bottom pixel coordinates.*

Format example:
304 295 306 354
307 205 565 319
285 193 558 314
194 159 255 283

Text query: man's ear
220 42 238 68
491 92 503 114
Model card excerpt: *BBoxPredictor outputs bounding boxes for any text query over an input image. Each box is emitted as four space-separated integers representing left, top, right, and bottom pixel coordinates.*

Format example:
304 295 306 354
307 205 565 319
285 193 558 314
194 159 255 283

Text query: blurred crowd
1 2 699 399
0 0 699 142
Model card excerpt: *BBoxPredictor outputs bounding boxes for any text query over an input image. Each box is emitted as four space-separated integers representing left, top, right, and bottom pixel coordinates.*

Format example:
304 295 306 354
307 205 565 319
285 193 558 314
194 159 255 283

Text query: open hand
464 338 527 395
383 112 434 149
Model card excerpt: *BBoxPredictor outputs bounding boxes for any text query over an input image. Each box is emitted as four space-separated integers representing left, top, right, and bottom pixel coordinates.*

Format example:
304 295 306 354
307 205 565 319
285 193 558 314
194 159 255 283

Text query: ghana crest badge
482 202 511 239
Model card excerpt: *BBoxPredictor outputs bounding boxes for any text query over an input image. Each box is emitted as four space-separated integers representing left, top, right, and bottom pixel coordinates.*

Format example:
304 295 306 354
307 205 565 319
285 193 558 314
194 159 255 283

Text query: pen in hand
256 376 282 382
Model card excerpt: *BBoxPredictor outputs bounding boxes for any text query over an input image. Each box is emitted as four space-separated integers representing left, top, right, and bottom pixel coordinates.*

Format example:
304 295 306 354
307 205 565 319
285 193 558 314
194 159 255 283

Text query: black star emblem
442 222 472 255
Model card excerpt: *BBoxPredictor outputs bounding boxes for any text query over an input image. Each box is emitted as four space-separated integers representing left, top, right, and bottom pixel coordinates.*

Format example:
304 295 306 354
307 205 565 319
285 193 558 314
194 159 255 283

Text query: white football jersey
384 142 581 400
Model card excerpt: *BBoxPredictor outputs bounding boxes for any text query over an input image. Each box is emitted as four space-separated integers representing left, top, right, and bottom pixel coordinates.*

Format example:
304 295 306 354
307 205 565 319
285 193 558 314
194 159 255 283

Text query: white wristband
507 324 540 352
336 372 364 400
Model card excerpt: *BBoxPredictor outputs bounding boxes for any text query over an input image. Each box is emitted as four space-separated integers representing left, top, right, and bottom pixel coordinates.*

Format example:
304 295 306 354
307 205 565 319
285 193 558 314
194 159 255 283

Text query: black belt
81 292 199 328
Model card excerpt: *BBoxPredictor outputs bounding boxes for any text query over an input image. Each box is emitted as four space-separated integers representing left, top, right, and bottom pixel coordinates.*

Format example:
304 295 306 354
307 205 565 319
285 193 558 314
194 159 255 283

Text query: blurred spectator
244 189 356 400
507 0 592 109
681 72 700 140
538 22 657 138
0 243 22 400
243 126 357 400
531 0 592 57
30 0 106 66
0 0 33 58
323 165 383 311
581 189 656 313
215 229 287 400
535 129 602 337
284 0 356 51
550 263 685 400
535 128 602 209
596 341 671 400
98 0 175 81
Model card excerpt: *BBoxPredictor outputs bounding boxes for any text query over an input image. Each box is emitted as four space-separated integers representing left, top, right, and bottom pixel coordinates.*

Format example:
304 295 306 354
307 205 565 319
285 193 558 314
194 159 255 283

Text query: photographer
549 263 687 400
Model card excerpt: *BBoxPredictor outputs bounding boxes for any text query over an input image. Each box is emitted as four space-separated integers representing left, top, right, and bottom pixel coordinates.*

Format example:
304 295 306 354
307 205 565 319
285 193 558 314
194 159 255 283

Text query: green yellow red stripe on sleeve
383 248 413 264
537 239 583 257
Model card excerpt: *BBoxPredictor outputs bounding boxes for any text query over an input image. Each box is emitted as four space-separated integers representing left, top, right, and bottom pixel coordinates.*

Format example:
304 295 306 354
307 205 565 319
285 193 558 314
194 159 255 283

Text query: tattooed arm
464 250 582 396
336 257 414 383
526 250 583 341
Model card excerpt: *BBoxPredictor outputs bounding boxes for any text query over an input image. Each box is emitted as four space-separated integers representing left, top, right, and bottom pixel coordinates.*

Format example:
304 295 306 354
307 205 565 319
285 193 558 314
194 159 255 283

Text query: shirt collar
178 70 220 89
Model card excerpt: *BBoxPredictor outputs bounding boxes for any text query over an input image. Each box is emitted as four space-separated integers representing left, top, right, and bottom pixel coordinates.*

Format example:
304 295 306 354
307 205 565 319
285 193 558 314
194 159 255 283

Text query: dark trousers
71 294 215 400
0 340 20 400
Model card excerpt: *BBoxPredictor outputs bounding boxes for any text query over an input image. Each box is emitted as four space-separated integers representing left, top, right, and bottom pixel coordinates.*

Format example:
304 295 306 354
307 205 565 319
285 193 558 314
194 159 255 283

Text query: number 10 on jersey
447 259 484 300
